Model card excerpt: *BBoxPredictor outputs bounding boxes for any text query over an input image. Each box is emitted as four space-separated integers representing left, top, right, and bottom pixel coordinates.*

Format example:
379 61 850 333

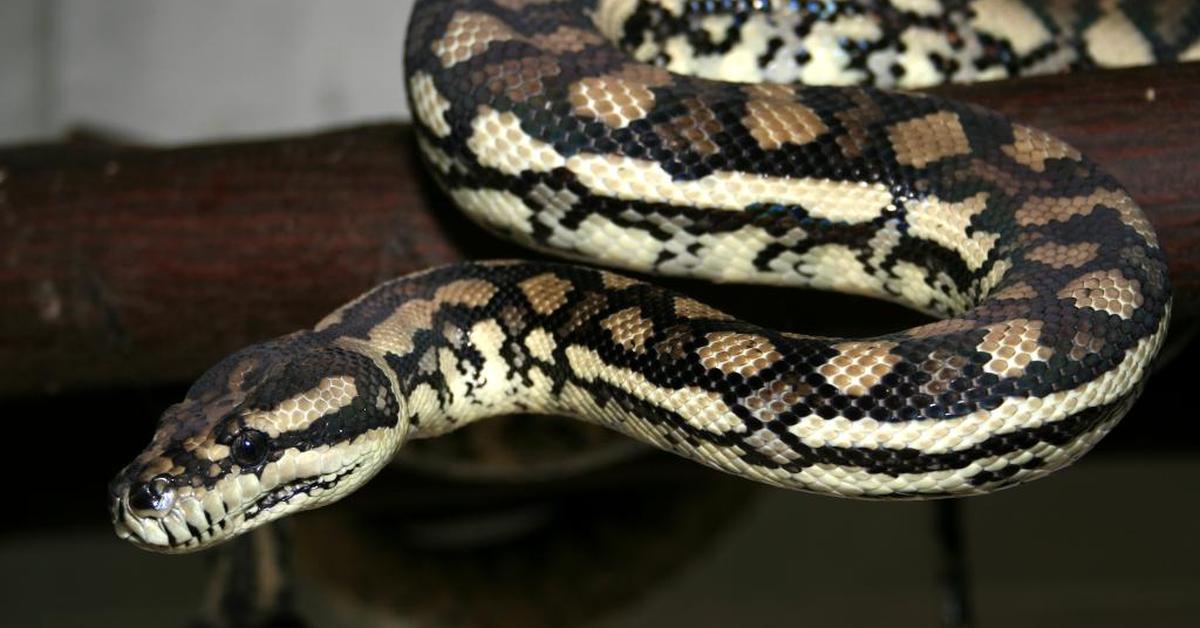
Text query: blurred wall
0 0 415 144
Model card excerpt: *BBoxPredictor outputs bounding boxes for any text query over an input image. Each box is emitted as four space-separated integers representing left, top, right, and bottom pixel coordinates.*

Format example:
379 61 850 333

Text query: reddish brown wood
0 126 506 396
1 63 1198 396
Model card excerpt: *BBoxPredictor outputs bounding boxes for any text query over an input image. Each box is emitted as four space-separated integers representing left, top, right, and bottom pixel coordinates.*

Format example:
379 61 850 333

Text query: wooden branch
1 63 1197 397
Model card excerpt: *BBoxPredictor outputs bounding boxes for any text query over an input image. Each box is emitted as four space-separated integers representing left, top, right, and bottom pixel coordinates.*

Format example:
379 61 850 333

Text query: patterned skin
609 0 1200 88
111 0 1177 552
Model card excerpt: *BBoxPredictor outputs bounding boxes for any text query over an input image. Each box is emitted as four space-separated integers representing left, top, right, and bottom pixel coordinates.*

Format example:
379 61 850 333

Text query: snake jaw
112 430 396 552
109 0 1177 553
111 455 378 553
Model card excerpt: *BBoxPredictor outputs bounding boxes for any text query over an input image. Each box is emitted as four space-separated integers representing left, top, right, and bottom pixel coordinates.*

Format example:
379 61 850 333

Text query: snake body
112 0 1179 553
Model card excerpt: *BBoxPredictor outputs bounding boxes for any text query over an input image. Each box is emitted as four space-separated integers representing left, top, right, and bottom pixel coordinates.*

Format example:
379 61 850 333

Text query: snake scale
112 0 1188 552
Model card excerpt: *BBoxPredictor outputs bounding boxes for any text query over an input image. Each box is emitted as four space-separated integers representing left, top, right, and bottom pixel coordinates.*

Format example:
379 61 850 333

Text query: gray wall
0 0 415 144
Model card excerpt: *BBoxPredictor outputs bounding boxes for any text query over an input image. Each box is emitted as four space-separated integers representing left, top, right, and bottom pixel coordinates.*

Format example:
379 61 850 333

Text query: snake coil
111 0 1182 552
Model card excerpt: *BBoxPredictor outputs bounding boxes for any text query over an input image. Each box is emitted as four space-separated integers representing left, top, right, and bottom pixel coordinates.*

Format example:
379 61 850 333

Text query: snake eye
231 429 269 467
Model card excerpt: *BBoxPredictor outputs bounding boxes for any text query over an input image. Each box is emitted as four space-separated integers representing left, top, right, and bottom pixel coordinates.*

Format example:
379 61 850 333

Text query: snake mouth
239 463 362 525
112 464 361 553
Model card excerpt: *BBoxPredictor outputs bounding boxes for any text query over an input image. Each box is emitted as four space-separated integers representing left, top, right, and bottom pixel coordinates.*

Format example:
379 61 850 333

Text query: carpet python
112 0 1187 552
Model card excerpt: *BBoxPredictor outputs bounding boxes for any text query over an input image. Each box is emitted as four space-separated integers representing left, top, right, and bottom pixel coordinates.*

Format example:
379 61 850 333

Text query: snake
110 0 1187 553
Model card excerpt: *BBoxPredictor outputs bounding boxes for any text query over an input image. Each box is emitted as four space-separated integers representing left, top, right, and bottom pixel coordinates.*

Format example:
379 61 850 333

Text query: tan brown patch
474 55 561 102
435 278 497 307
182 431 228 461
990 281 1038 301
888 111 971 168
673 296 732 320
1015 189 1156 245
569 74 657 128
212 354 264 399
906 318 977 338
607 63 673 88
654 97 722 156
600 307 654 353
1057 269 1144 319
742 373 814 422
818 341 901 397
1069 327 1107 361
600 271 641 290
1001 124 1082 172
498 304 526 334
559 292 608 335
1016 190 1118 226
654 325 694 360
965 158 1025 196
698 332 782 378
366 299 437 356
432 11 517 67
977 318 1053 378
528 25 605 53
742 85 828 151
1025 241 1101 269
519 272 573 315
835 89 886 158
742 84 796 100
917 349 971 396
244 376 358 437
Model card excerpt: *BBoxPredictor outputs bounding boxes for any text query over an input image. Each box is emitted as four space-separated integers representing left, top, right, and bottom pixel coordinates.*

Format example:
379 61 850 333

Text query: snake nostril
127 475 175 516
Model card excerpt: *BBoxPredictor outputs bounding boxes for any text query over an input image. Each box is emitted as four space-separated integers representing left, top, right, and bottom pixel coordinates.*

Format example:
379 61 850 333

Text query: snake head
110 334 406 553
